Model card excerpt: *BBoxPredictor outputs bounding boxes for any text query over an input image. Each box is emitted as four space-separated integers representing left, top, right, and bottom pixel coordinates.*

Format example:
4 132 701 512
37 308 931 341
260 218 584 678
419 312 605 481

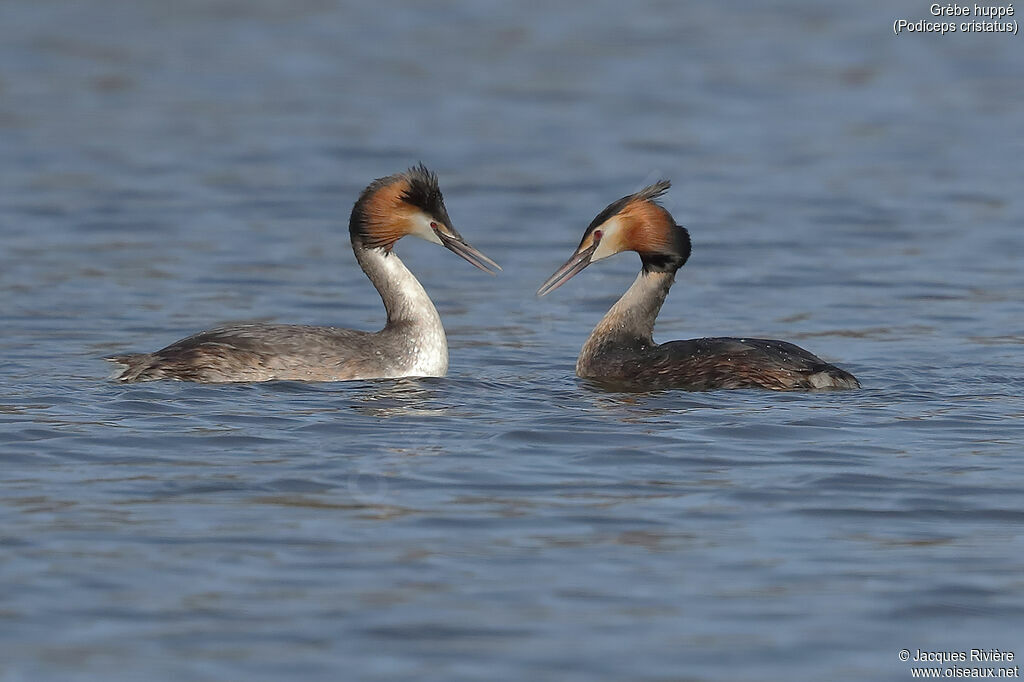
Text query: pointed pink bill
434 226 502 275
537 242 598 296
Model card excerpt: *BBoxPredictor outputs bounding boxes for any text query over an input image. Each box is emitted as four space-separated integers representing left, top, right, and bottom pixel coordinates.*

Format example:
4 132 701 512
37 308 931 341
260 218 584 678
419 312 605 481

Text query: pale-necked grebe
537 180 859 391
108 164 500 383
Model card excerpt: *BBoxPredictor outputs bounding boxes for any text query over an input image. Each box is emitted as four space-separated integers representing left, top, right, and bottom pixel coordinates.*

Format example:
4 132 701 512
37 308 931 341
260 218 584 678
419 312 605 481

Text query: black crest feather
400 163 448 221
586 179 672 233
349 163 451 247
633 179 671 203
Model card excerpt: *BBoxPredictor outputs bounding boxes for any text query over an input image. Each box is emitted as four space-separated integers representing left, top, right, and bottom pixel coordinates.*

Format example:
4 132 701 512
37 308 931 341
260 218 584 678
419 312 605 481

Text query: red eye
593 229 603 241
430 221 439 229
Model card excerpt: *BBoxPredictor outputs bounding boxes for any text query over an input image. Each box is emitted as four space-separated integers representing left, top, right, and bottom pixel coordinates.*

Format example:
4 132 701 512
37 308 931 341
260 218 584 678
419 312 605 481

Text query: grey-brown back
579 336 860 391
107 324 389 382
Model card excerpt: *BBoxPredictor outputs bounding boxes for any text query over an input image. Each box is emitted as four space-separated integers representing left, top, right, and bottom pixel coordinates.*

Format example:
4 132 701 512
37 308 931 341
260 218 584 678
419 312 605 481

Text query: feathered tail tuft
105 354 155 382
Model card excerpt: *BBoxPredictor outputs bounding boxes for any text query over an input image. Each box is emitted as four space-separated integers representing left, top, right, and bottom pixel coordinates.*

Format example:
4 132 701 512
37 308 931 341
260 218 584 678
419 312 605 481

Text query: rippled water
2 1 1024 680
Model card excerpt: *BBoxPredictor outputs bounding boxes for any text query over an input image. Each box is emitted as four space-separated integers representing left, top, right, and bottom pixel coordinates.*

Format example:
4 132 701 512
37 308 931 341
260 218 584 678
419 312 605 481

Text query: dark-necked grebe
108 164 500 383
537 180 859 391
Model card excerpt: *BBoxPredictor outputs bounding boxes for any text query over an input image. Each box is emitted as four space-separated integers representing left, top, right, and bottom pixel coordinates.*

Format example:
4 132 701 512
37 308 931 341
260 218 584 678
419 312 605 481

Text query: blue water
2 1 1024 680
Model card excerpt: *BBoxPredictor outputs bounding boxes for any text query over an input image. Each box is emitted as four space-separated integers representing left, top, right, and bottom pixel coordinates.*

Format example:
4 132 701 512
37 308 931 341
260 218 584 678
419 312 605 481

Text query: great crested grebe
537 181 860 391
108 164 500 383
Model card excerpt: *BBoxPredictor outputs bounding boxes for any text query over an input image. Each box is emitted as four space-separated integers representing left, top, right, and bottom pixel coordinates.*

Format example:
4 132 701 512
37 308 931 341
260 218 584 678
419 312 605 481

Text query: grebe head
350 163 500 273
537 180 691 295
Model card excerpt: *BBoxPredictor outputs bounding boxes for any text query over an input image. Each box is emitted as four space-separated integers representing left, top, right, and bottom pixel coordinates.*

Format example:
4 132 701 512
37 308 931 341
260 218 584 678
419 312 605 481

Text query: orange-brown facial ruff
587 181 679 262
357 178 422 251
608 199 677 256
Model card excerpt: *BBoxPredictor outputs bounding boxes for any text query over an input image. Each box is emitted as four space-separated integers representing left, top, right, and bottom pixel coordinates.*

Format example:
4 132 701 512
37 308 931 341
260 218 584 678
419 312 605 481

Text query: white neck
353 240 448 376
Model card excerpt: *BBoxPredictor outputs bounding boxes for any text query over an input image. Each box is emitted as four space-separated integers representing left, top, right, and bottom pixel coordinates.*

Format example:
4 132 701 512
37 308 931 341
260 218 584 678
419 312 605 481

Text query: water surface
2 1 1023 680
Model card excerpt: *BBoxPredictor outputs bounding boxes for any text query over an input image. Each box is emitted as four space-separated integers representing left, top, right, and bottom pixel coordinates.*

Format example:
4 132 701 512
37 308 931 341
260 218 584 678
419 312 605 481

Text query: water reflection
347 378 449 419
